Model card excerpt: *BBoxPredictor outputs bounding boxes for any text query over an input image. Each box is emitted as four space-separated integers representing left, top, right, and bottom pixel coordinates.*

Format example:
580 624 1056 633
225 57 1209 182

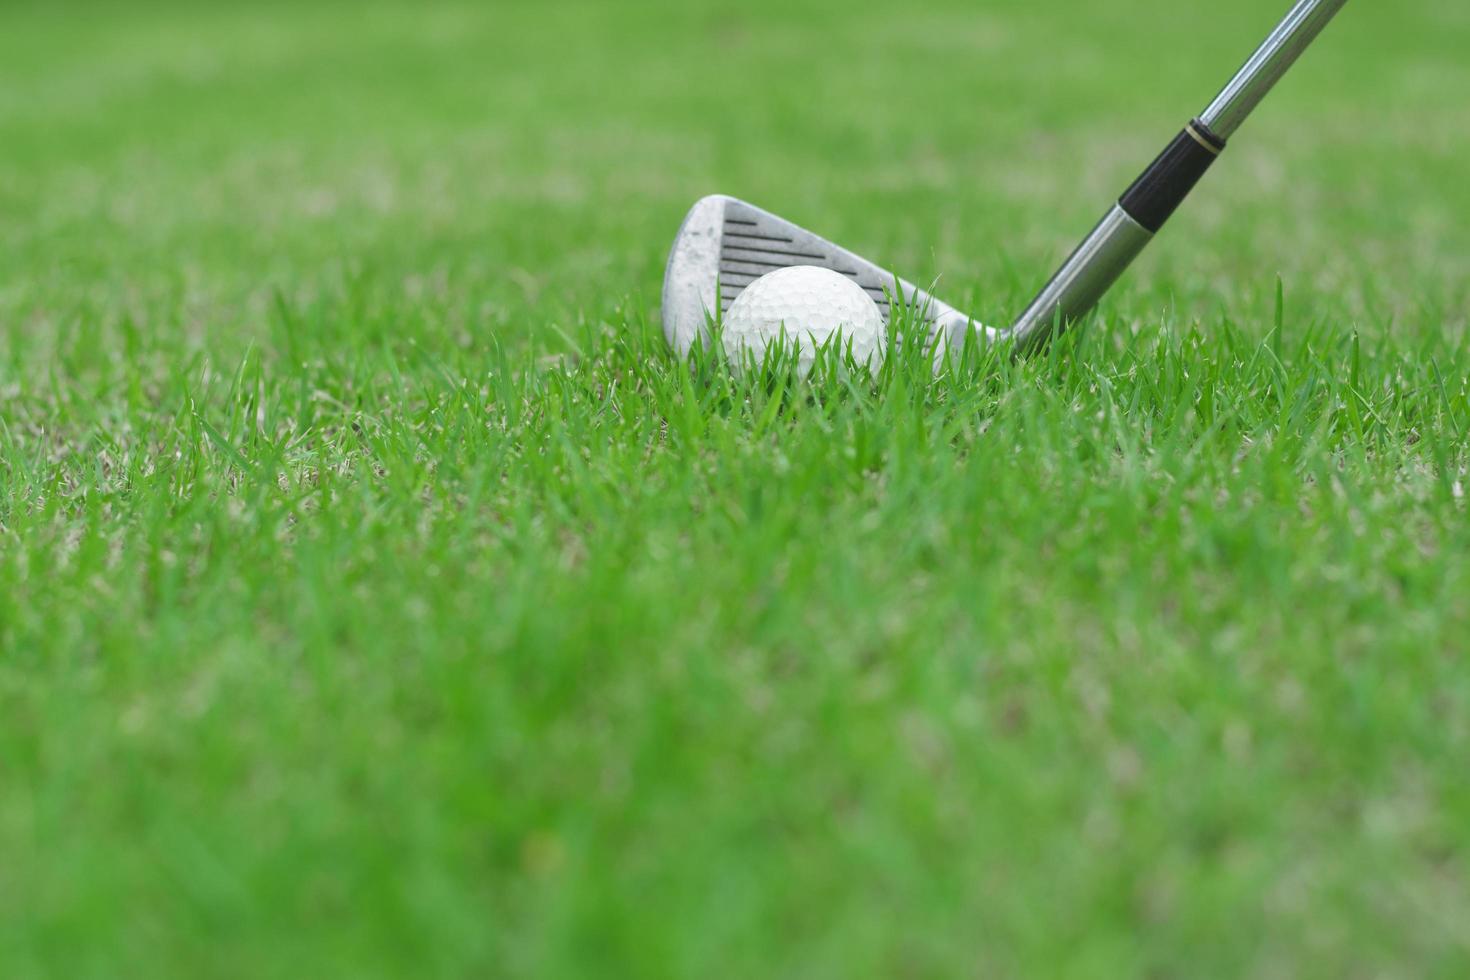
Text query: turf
3 0 1469 976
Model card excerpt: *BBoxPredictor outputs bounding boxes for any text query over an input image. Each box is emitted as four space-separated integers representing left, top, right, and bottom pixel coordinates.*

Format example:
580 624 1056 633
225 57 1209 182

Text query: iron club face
660 194 989 357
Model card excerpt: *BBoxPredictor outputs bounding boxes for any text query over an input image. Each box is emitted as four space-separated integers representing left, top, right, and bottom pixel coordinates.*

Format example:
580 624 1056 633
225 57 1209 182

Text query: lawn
2 0 1468 976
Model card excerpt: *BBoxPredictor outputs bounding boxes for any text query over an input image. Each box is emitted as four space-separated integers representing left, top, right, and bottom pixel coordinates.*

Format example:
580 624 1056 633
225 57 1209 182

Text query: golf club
662 0 1348 358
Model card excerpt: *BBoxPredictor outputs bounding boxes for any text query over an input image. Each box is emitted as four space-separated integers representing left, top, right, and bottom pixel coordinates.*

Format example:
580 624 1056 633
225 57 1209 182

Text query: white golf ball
722 265 885 374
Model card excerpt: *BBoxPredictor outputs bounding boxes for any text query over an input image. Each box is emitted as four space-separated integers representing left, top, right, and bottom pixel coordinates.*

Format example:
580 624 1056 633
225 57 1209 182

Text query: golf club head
661 195 990 357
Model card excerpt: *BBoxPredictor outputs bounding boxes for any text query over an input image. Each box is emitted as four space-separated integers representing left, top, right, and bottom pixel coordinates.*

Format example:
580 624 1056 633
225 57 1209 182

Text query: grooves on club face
717 213 892 317
661 195 985 357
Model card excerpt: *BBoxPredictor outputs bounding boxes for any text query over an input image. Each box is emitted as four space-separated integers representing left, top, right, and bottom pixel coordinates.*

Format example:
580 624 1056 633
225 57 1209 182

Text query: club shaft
1008 0 1347 351
1201 0 1349 139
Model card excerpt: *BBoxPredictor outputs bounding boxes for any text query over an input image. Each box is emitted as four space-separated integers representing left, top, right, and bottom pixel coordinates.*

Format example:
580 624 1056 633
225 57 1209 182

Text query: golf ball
722 265 885 374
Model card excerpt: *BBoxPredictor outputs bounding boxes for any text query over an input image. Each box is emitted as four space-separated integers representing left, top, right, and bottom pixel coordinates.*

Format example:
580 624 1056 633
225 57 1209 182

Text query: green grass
3 0 1469 976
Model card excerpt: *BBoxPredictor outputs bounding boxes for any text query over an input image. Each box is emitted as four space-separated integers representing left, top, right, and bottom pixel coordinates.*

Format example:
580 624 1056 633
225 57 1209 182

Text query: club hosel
1008 204 1154 353
1003 0 1349 353
1007 118 1227 352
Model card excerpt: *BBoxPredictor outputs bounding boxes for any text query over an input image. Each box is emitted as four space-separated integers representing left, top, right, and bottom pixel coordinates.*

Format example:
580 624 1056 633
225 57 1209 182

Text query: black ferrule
1118 119 1227 234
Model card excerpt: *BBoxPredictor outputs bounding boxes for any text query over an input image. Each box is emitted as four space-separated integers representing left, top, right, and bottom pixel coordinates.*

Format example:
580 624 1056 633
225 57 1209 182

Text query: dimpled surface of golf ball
722 265 885 374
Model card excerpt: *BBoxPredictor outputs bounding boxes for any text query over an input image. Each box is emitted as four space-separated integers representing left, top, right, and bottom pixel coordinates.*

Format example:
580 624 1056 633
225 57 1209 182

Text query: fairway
3 0 1469 976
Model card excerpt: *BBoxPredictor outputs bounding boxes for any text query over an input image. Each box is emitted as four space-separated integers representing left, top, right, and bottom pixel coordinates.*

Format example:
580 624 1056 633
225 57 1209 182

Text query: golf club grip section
1118 119 1227 234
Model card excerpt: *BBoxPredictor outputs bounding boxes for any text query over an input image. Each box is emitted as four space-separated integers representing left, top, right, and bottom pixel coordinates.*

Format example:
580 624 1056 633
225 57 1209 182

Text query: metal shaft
1201 0 1350 139
1007 0 1347 352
